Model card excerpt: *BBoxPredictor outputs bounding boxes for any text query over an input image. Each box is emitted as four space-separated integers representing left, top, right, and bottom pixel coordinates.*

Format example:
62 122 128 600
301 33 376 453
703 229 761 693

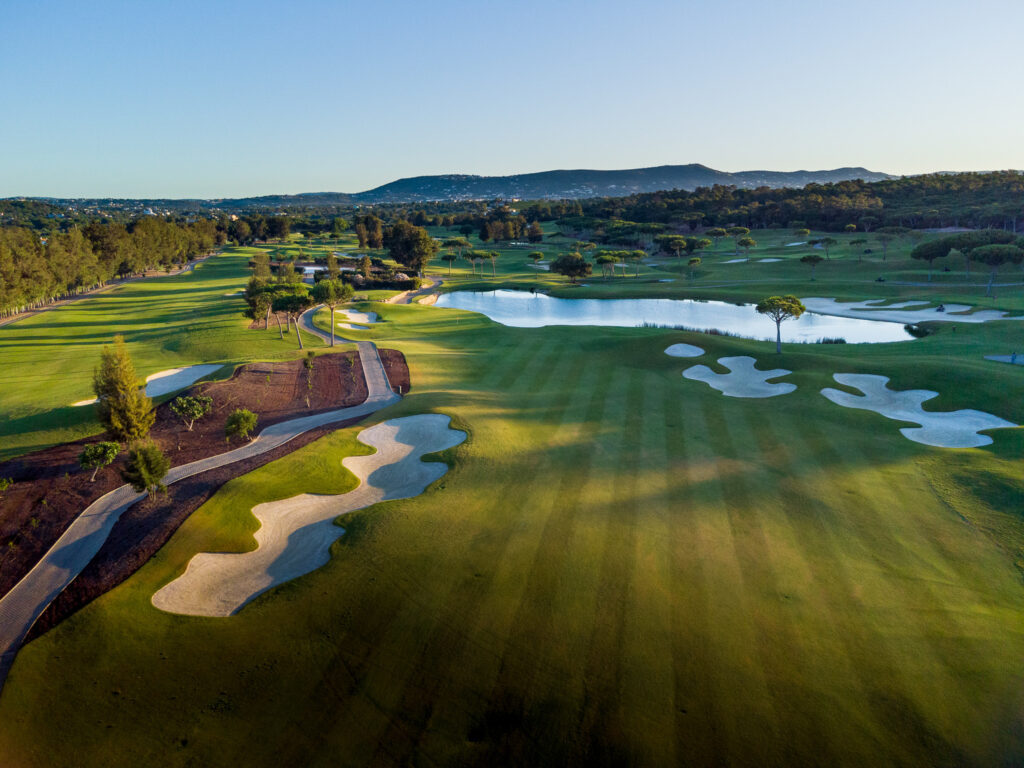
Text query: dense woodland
571 172 1024 239
0 219 224 317
4 171 1024 315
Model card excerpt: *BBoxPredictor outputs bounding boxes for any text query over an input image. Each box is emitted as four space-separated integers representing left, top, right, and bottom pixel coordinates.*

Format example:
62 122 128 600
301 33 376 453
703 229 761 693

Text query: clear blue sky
3 0 1022 198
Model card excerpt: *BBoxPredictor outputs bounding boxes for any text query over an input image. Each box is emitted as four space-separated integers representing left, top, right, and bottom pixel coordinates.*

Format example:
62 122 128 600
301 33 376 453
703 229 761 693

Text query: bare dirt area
0 350 411 609
379 348 412 394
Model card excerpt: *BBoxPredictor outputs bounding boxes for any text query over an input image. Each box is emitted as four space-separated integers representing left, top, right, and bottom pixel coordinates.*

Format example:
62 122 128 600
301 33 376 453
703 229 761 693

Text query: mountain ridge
3 164 894 210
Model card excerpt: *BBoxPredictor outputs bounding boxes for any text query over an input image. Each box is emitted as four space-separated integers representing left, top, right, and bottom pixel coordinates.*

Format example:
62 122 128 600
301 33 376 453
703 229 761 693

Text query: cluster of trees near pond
0 218 224 317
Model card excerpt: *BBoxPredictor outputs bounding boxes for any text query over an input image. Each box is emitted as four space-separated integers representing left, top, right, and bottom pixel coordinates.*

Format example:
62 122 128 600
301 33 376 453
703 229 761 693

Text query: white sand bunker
71 364 222 406
223 291 243 296
664 343 705 358
152 414 467 617
337 309 379 330
758 258 783 263
984 354 1024 367
821 373 1017 447
527 261 550 270
683 356 796 398
802 298 1023 324
785 241 807 247
722 258 748 264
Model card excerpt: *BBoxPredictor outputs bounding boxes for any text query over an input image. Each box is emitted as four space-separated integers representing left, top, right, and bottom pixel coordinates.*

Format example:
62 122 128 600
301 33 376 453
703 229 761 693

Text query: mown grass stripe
475 357 618 765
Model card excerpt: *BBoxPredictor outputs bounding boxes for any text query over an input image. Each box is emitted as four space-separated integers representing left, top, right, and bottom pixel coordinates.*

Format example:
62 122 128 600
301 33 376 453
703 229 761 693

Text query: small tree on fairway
225 409 258 442
595 252 618 279
528 251 544 266
627 249 646 277
737 236 757 257
272 289 315 349
688 256 701 278
874 226 909 261
326 252 340 280
79 442 119 482
684 237 712 260
844 224 858 233
819 237 837 260
169 394 214 431
794 228 811 239
312 278 354 347
910 240 952 281
122 442 170 498
756 295 806 353
727 227 751 255
971 244 1024 297
441 252 457 274
705 228 727 250
550 252 592 284
92 335 155 442
849 238 867 261
801 253 824 280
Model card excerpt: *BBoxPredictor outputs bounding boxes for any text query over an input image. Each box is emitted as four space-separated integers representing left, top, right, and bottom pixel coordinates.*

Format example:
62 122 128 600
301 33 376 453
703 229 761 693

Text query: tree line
568 171 1024 237
0 218 224 317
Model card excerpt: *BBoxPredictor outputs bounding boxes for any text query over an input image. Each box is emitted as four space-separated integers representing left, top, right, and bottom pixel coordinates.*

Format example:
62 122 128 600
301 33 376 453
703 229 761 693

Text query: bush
905 324 934 338
79 442 120 481
170 395 213 431
225 409 258 442
122 442 170 498
341 274 422 291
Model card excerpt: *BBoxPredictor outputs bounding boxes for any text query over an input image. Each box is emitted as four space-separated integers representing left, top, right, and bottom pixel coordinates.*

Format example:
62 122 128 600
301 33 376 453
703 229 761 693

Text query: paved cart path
0 335 399 691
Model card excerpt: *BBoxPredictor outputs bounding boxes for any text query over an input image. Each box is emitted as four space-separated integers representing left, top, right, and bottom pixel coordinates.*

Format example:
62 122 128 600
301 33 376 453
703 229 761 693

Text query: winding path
0 326 399 690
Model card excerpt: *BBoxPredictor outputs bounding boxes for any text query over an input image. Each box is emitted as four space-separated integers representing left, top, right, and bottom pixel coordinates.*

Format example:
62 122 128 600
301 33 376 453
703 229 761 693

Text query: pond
434 290 915 343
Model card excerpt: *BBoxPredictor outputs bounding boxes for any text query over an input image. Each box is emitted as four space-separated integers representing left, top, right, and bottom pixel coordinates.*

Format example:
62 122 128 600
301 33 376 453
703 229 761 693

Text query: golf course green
0 233 1022 766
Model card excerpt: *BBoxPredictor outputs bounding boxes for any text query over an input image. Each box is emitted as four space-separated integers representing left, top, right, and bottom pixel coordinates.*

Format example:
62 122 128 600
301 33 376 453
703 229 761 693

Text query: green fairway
2 294 1023 765
0 248 336 459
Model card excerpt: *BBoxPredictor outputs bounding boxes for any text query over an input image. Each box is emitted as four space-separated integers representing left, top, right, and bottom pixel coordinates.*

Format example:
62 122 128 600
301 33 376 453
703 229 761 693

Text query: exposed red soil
379 348 412 394
0 349 410 613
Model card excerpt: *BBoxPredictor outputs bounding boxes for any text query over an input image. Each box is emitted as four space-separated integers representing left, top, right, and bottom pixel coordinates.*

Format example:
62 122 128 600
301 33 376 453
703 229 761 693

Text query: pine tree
122 441 170 497
92 335 155 442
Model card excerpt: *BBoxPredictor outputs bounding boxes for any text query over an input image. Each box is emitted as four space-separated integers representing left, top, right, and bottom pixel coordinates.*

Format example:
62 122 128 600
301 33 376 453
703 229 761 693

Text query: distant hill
3 164 894 213
345 164 894 203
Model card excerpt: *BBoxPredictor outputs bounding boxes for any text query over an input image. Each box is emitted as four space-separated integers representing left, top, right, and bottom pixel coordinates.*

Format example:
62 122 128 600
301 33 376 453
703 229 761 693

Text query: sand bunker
785 241 807 247
802 298 1023 324
821 373 1017 447
722 258 748 264
527 262 550 271
664 343 705 358
758 258 783 263
337 309 379 330
984 355 1024 367
151 414 466 617
683 356 796 398
71 364 223 406
223 291 243 296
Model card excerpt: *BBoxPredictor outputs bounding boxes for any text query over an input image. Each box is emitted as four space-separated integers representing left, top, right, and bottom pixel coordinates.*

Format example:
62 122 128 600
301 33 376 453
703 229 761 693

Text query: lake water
434 290 915 343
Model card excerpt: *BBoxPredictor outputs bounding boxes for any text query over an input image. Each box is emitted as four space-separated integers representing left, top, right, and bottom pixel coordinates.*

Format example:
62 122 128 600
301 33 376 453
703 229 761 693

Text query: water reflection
434 290 914 344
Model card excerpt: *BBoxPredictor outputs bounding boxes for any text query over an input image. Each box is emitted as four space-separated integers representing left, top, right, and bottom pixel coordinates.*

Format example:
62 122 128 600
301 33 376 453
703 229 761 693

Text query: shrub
122 442 170 498
79 442 120 481
169 395 214 431
225 409 258 442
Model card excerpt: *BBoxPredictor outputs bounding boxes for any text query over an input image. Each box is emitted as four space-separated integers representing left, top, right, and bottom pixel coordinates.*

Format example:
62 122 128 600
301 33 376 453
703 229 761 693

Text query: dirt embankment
0 350 410 616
